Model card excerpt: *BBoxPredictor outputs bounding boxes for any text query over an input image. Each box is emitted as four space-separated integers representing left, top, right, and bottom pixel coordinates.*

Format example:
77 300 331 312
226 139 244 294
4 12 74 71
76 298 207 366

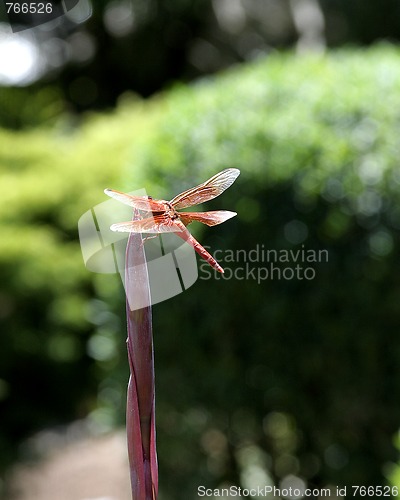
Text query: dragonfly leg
141 235 158 247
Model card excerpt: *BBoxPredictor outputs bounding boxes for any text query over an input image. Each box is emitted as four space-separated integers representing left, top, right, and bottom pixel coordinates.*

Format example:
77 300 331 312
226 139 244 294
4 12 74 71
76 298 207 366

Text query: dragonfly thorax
164 201 178 220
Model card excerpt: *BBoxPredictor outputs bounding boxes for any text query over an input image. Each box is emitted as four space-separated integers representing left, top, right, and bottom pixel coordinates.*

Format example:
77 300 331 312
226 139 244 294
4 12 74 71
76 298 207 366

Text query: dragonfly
104 168 240 273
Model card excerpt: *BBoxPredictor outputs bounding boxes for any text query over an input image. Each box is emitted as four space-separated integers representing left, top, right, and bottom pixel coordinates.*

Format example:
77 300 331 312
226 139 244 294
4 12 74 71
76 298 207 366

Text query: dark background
1 0 400 121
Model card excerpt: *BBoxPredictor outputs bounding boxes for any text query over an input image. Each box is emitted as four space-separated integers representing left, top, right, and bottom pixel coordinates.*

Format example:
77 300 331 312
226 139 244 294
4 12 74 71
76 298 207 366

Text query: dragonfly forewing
169 168 240 209
104 189 167 212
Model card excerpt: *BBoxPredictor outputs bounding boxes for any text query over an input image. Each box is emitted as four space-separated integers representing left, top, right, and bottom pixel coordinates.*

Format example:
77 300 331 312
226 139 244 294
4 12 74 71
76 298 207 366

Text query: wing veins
169 168 240 209
110 214 183 233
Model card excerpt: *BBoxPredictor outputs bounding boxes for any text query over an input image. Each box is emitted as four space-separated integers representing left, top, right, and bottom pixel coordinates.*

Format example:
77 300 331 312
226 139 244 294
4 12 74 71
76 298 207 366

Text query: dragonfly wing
104 189 166 212
169 168 240 209
110 214 184 233
179 210 237 227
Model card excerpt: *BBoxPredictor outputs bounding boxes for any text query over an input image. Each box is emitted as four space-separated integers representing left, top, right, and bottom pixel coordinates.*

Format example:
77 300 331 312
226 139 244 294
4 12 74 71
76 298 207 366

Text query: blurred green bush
1 44 400 498
0 96 163 471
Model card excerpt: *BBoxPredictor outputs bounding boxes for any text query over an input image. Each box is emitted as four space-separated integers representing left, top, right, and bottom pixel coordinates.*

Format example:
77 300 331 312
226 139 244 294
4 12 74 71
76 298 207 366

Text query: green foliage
0 97 162 469
125 43 400 497
0 86 66 130
2 44 400 498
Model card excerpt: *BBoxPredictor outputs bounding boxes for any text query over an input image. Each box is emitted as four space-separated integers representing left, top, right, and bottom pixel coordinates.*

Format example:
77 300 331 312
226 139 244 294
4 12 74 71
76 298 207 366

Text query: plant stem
125 213 158 500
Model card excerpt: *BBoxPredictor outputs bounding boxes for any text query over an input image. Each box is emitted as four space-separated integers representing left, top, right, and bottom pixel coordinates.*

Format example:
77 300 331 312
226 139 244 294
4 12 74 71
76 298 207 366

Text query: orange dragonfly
104 168 240 273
